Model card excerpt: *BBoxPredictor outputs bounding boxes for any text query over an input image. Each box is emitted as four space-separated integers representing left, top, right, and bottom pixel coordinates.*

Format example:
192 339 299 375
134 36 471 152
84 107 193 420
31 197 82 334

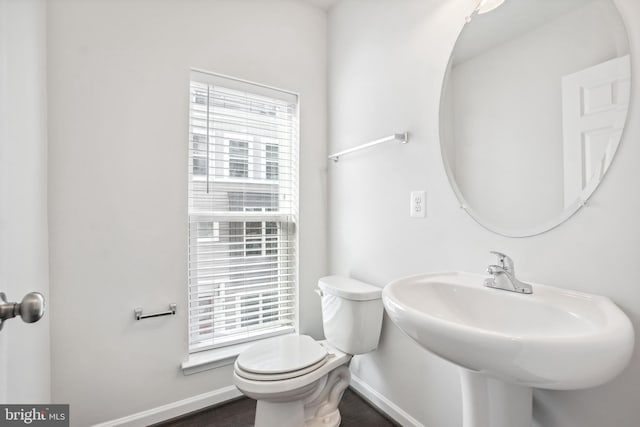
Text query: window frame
187 69 300 354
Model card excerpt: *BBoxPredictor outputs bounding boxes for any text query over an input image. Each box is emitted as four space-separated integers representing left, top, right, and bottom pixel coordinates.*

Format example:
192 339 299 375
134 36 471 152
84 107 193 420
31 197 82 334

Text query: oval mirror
440 0 631 237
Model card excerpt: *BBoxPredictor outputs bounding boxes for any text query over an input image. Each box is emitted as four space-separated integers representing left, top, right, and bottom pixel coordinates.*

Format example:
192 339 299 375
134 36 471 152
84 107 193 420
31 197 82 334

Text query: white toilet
233 275 384 427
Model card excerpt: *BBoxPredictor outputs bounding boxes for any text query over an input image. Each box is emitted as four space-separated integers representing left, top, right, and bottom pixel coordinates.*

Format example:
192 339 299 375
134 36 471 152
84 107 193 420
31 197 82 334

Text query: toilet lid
236 335 328 375
235 356 330 381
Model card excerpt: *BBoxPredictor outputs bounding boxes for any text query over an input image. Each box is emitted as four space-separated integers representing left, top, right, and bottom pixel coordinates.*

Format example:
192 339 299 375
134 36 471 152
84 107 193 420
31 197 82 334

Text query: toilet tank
318 276 383 354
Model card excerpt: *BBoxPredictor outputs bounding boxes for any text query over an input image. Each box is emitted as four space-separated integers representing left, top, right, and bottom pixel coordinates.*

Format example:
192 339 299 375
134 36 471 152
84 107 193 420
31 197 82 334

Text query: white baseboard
92 385 243 427
93 374 421 427
350 374 425 427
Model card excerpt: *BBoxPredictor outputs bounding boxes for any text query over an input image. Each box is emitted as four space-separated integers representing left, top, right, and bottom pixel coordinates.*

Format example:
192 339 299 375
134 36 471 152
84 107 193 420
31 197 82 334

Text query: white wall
0 0 51 404
47 0 327 425
328 0 640 426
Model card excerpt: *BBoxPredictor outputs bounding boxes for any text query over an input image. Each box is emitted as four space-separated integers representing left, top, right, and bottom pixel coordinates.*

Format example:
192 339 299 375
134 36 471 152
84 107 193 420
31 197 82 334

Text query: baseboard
92 385 243 427
350 374 425 427
93 374 420 427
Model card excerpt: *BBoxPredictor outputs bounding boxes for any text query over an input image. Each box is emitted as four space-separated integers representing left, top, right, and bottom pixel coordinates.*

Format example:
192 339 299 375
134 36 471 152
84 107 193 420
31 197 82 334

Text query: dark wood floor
154 388 399 427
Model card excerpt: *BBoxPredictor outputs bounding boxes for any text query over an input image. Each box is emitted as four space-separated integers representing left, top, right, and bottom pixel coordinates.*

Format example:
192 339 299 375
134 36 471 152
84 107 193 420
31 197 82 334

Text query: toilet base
254 365 351 427
255 400 306 427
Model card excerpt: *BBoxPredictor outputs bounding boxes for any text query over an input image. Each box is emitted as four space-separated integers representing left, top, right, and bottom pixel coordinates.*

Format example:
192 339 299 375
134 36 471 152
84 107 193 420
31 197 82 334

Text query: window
229 140 249 178
187 70 298 353
192 134 208 176
227 221 280 257
266 144 279 180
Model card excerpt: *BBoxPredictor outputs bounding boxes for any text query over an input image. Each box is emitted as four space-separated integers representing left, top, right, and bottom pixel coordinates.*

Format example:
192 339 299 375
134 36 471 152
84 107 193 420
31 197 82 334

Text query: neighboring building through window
187 70 299 352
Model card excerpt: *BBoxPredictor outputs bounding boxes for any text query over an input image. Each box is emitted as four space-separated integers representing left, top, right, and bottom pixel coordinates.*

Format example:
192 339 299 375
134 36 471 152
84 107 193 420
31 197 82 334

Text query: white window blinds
188 70 298 353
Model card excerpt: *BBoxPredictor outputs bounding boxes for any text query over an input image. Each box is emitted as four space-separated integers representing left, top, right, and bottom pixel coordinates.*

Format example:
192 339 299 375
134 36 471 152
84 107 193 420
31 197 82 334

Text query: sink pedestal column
459 369 532 427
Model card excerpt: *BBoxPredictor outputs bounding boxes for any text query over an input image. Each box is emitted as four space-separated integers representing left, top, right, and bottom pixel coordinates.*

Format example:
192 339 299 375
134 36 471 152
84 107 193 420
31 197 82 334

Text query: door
561 54 631 207
0 0 50 404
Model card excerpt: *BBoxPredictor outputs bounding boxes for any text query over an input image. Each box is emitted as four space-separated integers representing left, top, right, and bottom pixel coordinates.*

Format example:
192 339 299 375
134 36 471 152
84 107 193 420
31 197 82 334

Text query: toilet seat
235 355 330 381
236 335 328 381
233 339 351 401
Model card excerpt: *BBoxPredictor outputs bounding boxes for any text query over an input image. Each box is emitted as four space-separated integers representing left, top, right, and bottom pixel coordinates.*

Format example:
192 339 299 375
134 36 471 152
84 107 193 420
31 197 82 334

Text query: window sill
181 342 253 376
181 333 296 376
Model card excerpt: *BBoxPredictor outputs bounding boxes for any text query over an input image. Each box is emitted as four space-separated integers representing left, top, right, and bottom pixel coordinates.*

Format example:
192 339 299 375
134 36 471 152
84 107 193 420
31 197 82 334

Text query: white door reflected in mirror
562 55 630 208
440 0 631 237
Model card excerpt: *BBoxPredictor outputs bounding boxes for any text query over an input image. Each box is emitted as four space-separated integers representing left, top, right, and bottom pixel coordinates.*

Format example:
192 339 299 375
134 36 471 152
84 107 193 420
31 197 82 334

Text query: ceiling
302 0 341 10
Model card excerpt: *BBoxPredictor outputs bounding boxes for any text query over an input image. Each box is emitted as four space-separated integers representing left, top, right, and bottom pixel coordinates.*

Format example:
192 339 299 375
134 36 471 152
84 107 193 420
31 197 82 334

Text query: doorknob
0 292 45 331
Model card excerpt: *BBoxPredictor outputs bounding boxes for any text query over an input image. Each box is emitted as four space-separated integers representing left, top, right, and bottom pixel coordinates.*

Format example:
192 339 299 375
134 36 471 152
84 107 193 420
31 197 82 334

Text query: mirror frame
438 1 633 238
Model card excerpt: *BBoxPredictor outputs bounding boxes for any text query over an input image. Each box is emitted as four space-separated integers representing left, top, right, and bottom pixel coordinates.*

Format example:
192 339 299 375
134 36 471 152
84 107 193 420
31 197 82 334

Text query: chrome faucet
484 251 532 294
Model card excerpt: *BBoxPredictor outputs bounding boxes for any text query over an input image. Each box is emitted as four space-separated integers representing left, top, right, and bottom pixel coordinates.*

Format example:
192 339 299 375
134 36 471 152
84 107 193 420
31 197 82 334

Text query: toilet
233 275 384 427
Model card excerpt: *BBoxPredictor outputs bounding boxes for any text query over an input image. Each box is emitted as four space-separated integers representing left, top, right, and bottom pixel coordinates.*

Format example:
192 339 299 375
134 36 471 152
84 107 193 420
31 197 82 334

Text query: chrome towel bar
328 132 409 162
135 303 177 320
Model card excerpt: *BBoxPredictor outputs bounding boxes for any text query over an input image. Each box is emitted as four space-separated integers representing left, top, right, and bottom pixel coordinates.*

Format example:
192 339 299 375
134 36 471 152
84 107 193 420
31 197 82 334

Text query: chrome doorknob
0 292 46 330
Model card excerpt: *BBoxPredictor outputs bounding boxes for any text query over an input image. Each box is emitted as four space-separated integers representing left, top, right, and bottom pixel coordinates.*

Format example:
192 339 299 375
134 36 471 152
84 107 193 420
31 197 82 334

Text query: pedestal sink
382 272 634 427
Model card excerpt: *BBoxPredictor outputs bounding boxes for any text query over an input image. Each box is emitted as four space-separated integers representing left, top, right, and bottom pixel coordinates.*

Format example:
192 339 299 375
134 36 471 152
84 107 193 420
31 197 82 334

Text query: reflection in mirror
440 0 631 236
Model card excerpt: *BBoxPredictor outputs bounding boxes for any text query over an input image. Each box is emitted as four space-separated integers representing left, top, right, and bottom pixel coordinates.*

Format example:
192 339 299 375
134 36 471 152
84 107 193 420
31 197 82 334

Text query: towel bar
134 304 177 320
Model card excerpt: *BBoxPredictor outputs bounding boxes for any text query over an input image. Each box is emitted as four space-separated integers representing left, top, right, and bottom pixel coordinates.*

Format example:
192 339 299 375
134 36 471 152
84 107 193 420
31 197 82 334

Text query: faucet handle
486 264 504 275
489 251 514 271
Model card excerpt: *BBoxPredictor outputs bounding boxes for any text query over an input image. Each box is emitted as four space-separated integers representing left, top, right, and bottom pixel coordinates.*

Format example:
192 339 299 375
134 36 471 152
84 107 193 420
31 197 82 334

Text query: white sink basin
383 272 634 390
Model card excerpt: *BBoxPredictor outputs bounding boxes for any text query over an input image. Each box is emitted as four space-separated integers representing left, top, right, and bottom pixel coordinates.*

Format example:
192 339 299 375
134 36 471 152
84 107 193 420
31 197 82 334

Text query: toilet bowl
233 335 352 427
233 276 384 427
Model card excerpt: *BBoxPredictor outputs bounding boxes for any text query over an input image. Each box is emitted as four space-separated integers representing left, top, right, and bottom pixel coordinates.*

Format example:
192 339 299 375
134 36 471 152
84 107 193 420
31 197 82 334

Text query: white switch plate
410 191 426 218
